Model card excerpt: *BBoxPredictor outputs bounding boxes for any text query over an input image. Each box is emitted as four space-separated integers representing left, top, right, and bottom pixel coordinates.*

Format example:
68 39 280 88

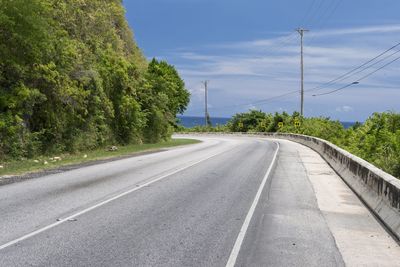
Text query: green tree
228 110 269 132
141 59 190 143
0 0 188 159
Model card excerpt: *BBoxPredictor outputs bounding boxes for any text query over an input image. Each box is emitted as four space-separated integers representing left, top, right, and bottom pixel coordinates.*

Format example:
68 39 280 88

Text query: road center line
0 149 227 251
225 141 280 267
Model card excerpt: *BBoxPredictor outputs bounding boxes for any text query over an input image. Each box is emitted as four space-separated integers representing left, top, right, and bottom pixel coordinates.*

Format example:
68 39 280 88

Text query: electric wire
188 0 370 114
306 41 400 92
313 48 400 91
193 42 400 113
312 55 400 96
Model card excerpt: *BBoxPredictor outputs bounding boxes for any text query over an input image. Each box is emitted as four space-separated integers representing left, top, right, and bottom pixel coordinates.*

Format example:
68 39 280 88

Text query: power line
307 48 400 96
328 49 400 84
304 0 325 28
193 42 400 113
311 82 358 97
252 32 297 60
310 0 336 27
236 0 327 65
312 55 400 96
267 0 321 57
196 44 400 112
198 47 400 110
188 89 300 113
357 55 400 82
299 0 318 27
321 0 343 27
185 2 362 115
305 0 343 44
241 44 400 102
244 91 298 108
241 0 333 62
307 41 400 93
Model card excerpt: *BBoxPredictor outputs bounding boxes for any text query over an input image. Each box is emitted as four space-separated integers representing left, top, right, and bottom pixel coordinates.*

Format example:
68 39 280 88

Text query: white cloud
336 106 354 113
312 24 400 37
248 104 258 110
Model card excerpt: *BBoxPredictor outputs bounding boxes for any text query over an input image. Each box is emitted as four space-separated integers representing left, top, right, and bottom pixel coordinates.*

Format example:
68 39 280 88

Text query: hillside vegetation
181 110 400 178
0 0 189 160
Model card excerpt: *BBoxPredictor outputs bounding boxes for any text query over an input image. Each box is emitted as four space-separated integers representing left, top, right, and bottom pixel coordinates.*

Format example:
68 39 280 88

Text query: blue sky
123 0 400 121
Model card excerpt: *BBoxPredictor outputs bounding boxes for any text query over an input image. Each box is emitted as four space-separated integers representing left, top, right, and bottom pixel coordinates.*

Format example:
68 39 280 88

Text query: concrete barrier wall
178 132 400 240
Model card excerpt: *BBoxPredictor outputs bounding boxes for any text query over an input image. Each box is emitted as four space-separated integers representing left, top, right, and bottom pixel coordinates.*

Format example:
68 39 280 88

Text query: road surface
0 135 399 266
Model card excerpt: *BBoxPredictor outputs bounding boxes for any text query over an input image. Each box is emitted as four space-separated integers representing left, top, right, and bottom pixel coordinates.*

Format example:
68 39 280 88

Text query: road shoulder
0 139 201 186
236 138 345 267
279 139 400 266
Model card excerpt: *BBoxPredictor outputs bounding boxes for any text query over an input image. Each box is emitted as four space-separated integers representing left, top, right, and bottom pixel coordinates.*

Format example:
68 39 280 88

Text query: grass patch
0 138 200 177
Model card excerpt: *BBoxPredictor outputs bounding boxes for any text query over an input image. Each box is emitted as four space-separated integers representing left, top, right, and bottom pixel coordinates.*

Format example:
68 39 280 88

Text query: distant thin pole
202 81 209 126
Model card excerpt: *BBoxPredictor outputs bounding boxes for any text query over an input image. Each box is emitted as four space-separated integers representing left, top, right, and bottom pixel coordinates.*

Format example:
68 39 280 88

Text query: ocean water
178 116 356 129
341 121 357 128
177 116 230 128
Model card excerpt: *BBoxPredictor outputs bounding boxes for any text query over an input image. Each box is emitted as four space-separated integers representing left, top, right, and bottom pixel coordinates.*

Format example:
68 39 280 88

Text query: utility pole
202 80 210 126
296 28 309 117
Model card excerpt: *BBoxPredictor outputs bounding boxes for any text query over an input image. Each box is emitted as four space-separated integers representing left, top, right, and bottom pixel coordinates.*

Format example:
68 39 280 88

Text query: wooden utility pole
296 28 309 116
202 81 210 126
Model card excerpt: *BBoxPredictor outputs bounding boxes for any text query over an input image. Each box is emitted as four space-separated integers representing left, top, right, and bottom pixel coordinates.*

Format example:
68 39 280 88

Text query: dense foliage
181 111 400 178
0 0 189 160
345 112 400 178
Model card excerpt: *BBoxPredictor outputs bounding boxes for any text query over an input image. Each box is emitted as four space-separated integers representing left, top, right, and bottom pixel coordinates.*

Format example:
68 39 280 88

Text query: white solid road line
225 142 280 267
0 149 228 251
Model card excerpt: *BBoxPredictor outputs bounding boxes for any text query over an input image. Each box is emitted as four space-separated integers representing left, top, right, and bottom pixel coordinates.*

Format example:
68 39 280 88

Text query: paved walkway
279 139 400 266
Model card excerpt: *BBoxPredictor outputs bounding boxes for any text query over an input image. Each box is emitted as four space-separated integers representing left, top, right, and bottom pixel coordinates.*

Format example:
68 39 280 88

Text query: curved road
0 135 399 266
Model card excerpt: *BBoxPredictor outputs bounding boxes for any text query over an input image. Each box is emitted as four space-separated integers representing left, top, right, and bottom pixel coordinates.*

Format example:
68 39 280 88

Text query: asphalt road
0 135 397 266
